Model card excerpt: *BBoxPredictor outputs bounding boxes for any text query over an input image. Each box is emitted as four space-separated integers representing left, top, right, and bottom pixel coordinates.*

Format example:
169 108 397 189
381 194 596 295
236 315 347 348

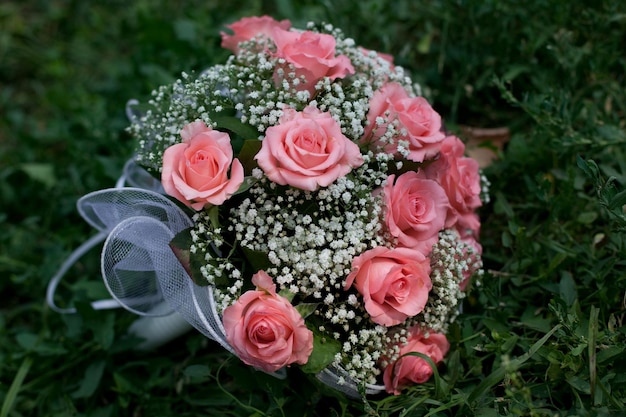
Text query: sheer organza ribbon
46 160 235 354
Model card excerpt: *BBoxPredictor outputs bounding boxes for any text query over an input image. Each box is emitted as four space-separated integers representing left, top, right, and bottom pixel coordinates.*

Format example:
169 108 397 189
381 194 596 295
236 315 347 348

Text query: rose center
387 278 409 302
188 150 218 176
298 33 327 56
295 130 324 153
252 321 276 344
410 195 427 218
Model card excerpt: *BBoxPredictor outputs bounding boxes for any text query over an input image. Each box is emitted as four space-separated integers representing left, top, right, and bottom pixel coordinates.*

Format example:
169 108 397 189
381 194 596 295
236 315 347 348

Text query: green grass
1 0 625 416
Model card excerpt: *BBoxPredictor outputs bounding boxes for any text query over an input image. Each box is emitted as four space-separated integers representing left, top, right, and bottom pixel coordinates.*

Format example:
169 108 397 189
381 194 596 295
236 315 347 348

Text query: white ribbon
45 160 233 351
317 366 386 398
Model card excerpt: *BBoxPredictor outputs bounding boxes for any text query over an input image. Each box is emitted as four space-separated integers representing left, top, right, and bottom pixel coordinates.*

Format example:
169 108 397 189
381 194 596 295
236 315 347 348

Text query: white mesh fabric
156 274 235 354
125 99 142 125
77 188 189 234
78 188 191 316
85 187 233 350
316 367 386 397
121 159 165 193
102 216 178 316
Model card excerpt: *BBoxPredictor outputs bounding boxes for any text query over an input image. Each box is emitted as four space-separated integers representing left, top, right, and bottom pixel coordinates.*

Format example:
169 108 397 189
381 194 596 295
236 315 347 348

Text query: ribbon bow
46 160 234 353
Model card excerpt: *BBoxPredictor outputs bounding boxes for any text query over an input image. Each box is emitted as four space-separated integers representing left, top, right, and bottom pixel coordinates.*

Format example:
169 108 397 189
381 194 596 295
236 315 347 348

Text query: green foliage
1 0 625 416
299 329 341 374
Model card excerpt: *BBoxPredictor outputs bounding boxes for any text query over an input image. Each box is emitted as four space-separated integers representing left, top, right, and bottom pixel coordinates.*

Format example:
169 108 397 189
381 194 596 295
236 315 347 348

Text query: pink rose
272 28 354 94
383 327 450 395
383 171 449 255
222 271 314 373
455 212 481 238
221 15 291 53
344 246 432 326
161 120 244 210
361 82 445 162
255 107 363 191
422 136 482 235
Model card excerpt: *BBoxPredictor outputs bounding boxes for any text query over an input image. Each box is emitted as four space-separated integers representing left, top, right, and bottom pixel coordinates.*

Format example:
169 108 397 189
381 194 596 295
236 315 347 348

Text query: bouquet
100 15 487 396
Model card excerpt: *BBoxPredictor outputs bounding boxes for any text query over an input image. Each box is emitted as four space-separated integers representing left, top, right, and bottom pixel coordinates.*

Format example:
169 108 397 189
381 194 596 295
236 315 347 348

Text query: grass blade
1 357 33 417
588 306 598 405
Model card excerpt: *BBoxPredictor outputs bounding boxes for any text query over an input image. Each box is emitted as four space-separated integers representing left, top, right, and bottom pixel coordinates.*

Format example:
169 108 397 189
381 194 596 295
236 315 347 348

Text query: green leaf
72 360 106 398
241 247 272 273
183 364 211 379
169 228 193 276
501 231 512 248
576 156 600 181
608 189 626 210
92 312 115 350
596 346 623 364
559 271 577 306
494 192 514 218
15 333 38 351
571 343 587 356
237 140 262 175
205 205 221 229
502 64 531 82
278 289 295 303
173 19 196 42
577 211 598 224
233 176 258 196
417 31 433 54
113 372 142 395
567 375 590 394
213 114 259 144
481 318 511 334
295 303 319 319
19 163 57 189
14 334 66 356
300 333 341 374
520 308 552 332
72 279 117 301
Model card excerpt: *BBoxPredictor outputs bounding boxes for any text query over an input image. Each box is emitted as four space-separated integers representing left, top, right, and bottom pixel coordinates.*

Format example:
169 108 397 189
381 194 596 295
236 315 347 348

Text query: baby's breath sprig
226 163 387 301
408 229 484 333
480 170 491 204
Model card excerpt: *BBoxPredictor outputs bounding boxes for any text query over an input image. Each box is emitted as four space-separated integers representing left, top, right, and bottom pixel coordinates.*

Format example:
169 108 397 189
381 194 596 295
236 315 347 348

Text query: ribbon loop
119 159 165 192
102 215 180 316
77 187 190 234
